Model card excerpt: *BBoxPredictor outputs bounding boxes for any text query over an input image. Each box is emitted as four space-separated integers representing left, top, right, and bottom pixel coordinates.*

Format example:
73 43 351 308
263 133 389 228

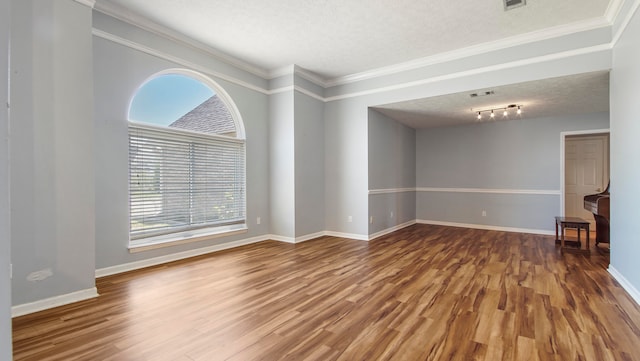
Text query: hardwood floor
12 224 640 360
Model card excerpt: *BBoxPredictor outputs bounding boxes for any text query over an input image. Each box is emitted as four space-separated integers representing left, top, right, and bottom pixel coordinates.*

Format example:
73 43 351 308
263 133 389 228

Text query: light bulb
517 106 522 115
503 109 508 117
490 110 495 118
477 112 481 120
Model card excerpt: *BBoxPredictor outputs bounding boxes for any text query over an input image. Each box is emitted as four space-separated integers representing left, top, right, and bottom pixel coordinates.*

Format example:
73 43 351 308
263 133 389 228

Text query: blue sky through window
129 74 214 126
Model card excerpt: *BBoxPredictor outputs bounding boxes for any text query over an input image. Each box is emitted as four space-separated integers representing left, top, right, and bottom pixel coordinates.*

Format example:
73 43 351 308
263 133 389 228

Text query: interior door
565 135 609 227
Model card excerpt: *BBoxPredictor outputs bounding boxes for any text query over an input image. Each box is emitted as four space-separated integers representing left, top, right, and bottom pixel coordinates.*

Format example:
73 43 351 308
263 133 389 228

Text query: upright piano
583 182 610 246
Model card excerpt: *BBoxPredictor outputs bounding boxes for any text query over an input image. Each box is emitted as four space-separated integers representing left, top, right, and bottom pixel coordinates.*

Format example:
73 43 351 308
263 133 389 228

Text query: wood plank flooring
12 224 640 360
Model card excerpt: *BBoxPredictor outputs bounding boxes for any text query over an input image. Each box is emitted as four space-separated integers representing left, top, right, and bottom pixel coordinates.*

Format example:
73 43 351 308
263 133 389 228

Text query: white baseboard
416 219 555 236
323 231 369 241
608 266 640 306
12 287 99 318
268 234 296 243
96 235 269 278
295 231 327 243
369 220 417 240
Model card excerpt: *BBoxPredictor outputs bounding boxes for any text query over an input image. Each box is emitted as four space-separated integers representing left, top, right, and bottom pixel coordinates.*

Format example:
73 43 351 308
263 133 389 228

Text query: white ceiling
97 0 614 128
373 71 610 128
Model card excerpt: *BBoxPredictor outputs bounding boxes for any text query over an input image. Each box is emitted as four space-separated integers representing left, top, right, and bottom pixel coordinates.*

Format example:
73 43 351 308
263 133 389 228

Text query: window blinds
129 123 246 240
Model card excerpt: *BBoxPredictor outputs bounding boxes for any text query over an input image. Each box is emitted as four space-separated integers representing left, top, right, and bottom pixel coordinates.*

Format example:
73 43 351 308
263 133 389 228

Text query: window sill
128 224 248 253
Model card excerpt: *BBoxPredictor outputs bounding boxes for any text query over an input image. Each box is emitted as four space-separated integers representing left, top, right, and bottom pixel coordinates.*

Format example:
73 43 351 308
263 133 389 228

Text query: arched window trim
127 69 247 251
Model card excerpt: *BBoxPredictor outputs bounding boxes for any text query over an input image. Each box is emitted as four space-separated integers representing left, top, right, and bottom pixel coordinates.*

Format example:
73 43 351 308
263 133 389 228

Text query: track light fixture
473 104 522 120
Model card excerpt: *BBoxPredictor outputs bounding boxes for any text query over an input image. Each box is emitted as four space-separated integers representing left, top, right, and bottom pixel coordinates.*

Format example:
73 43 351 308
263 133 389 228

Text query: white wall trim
326 18 610 87
324 43 612 102
92 28 270 96
559 128 610 216
368 187 416 195
369 220 417 241
606 0 625 23
295 232 327 244
416 219 555 236
324 231 370 241
92 4 622 102
93 0 269 79
96 235 270 278
608 266 640 306
74 0 96 8
611 0 640 46
415 187 561 195
268 234 296 244
12 288 99 318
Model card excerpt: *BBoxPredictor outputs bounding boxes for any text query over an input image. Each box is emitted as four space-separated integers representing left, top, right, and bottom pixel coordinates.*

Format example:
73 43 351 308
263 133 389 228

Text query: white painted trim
96 235 270 278
74 0 96 8
416 219 555 236
605 0 625 23
92 28 270 95
268 234 296 244
611 0 640 46
415 187 561 195
559 128 610 216
93 0 269 79
325 18 610 87
294 86 325 102
12 288 99 318
324 231 370 241
368 187 416 195
324 43 612 102
92 3 621 102
295 232 326 244
608 266 640 306
369 220 417 241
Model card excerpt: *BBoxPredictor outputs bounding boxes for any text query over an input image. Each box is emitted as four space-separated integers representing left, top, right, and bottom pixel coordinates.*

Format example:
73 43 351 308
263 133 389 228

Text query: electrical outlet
482 210 487 217
390 211 394 218
257 216 261 225
347 216 352 223
370 216 373 224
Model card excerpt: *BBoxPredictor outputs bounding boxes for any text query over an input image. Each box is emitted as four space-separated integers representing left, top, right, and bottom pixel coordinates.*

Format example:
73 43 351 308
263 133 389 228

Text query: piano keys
583 182 610 246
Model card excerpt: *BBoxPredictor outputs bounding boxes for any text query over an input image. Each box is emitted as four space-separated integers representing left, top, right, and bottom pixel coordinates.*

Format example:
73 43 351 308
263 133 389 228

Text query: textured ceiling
99 0 611 80
98 0 613 128
372 71 610 128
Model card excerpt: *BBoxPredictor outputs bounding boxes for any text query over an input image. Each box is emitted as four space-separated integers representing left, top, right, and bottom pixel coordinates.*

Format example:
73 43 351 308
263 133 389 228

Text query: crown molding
93 0 269 79
611 0 640 45
605 0 625 22
92 28 270 96
74 0 96 8
324 16 610 87
324 43 611 102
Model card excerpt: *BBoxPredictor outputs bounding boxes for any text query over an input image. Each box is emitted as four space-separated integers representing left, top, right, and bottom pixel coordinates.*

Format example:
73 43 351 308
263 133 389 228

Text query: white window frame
127 69 247 251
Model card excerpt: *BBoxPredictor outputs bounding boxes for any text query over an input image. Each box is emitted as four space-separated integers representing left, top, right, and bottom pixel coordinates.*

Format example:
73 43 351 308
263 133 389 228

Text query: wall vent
504 0 526 10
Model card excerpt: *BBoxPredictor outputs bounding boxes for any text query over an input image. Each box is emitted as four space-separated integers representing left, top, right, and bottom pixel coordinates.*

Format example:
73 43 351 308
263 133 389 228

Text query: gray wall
325 99 370 237
610 7 640 297
10 0 96 305
416 112 609 231
269 90 295 238
368 109 416 235
294 92 325 237
1 0 11 357
93 16 271 269
323 23 611 240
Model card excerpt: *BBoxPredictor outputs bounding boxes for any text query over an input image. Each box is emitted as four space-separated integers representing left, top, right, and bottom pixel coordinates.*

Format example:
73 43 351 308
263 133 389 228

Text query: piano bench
555 216 591 255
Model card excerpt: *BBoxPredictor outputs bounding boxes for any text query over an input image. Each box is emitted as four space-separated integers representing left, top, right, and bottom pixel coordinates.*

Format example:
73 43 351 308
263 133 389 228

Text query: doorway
561 130 610 228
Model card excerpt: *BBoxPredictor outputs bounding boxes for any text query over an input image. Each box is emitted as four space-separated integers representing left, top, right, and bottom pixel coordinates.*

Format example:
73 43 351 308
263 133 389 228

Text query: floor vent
504 0 526 10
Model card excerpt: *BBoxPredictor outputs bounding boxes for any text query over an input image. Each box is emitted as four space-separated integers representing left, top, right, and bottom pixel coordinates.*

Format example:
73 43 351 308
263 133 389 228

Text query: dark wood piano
583 182 610 246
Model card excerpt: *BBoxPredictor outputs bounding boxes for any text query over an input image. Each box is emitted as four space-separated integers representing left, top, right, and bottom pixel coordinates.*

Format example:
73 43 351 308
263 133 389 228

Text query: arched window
128 70 246 246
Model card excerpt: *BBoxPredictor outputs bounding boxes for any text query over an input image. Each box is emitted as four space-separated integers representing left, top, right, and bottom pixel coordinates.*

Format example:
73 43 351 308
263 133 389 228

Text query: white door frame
559 128 610 216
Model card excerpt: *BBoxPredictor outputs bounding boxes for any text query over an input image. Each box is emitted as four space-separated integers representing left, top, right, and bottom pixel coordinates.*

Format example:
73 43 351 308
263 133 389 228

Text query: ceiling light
472 104 523 120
